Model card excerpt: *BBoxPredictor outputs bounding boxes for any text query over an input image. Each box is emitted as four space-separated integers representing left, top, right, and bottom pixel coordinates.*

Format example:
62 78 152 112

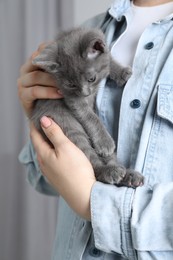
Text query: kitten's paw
119 169 144 188
95 165 126 184
117 67 132 86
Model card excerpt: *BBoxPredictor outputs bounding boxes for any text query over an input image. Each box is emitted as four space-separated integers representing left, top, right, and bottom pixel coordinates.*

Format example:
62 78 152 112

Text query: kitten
31 27 143 187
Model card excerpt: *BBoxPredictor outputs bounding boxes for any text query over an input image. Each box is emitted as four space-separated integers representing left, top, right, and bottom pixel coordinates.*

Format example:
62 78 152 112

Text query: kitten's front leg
66 98 115 157
92 121 116 157
110 57 132 86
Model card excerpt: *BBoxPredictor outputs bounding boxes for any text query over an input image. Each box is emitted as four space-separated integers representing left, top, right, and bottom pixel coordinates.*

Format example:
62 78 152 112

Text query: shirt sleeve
19 140 58 196
91 181 173 256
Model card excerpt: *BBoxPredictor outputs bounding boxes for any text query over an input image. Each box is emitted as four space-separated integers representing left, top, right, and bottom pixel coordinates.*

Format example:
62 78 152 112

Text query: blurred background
0 0 112 259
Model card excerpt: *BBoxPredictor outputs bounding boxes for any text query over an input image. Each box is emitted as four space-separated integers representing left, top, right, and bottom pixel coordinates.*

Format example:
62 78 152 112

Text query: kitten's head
32 28 110 97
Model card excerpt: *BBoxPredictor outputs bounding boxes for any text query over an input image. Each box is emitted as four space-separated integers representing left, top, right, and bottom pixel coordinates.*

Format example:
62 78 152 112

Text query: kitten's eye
88 76 96 83
50 64 57 70
48 62 60 72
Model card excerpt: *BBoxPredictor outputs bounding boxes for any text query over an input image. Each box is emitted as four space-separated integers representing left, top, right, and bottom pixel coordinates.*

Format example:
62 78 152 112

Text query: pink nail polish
40 116 52 128
57 90 63 95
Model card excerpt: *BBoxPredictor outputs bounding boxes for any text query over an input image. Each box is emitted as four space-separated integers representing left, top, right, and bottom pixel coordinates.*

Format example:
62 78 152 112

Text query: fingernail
57 89 63 96
40 116 52 128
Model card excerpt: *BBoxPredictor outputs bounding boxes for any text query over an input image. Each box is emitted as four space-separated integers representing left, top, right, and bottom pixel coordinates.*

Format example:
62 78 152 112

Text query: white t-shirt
111 1 173 66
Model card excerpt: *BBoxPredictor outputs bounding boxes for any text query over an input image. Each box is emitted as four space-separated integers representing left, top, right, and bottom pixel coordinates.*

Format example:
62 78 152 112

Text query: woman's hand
17 43 63 117
30 116 96 220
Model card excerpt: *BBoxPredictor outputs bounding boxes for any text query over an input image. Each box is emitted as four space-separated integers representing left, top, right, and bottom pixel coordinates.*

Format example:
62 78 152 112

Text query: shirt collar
109 0 131 21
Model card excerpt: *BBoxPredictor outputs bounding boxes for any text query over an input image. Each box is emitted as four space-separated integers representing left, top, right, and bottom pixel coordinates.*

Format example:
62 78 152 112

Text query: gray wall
73 0 113 25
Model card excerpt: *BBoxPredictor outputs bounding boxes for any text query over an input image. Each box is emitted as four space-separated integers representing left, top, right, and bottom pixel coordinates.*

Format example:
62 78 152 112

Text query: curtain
0 0 73 259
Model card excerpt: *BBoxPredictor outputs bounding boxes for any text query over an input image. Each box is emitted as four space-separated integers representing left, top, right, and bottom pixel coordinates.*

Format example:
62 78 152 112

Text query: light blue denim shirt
19 0 173 259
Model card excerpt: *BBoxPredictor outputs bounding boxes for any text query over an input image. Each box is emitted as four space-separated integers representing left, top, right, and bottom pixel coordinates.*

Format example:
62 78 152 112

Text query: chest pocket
157 84 173 124
142 84 173 185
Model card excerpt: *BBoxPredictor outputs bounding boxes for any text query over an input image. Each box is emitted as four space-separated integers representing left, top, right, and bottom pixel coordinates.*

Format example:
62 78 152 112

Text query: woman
18 0 173 259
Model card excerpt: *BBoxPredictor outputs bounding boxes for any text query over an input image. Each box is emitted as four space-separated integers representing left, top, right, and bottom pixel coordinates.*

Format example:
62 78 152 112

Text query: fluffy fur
31 27 143 187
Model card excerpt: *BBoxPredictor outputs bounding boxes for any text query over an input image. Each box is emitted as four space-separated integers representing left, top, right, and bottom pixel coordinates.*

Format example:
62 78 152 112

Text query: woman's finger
18 70 57 88
30 122 49 150
40 116 68 149
19 85 62 102
30 123 54 169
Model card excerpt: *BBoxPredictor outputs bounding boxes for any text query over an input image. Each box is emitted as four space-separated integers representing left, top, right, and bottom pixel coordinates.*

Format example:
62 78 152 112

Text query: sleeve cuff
90 181 134 255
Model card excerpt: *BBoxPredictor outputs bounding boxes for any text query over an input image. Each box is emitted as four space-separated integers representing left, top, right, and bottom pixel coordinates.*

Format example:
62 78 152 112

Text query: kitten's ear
32 42 59 73
86 39 106 60
81 29 107 60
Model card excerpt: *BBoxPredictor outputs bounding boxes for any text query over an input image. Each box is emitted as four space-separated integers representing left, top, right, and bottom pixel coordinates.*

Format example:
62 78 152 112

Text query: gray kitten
31 27 143 187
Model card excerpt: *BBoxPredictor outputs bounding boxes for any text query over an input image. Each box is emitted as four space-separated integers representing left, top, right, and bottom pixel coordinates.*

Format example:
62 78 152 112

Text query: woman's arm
30 116 96 220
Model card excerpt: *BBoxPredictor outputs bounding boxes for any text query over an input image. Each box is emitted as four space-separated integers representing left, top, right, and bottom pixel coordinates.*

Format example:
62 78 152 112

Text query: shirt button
89 247 102 257
130 99 141 109
145 42 154 50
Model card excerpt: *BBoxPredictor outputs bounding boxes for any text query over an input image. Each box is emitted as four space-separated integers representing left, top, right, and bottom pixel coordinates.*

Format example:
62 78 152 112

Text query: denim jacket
19 0 173 259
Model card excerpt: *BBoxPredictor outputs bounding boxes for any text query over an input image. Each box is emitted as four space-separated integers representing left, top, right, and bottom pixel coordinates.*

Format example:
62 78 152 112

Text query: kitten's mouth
80 90 94 97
